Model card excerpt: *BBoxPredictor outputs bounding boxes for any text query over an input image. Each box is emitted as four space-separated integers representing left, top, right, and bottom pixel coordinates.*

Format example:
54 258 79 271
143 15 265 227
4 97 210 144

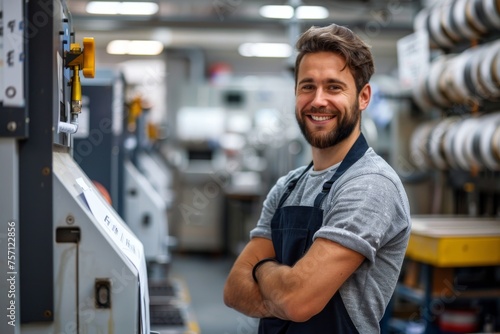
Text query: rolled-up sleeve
314 173 409 263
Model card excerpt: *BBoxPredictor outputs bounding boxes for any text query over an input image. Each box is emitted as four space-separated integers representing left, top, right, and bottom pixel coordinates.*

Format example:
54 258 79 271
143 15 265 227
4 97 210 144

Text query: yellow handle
82 37 95 78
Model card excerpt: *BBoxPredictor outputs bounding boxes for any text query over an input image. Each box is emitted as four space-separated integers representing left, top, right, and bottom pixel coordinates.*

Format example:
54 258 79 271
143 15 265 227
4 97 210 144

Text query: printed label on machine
76 177 150 334
2 0 25 107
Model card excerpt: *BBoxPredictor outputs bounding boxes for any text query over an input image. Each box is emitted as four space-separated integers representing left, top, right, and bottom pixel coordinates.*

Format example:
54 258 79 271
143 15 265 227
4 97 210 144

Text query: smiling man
223 24 411 333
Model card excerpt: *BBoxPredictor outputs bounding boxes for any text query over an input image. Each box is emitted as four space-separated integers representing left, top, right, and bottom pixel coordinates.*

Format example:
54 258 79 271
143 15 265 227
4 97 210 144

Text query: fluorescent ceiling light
296 6 329 19
86 1 159 15
238 43 292 58
259 5 329 19
259 5 294 19
107 40 164 55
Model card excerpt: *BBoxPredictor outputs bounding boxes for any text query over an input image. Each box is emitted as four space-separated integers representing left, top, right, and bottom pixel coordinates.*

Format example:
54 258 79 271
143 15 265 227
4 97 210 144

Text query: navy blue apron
259 134 369 334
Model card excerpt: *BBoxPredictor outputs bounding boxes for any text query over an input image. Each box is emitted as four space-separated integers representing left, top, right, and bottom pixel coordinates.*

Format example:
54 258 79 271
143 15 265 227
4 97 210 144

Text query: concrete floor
168 252 259 334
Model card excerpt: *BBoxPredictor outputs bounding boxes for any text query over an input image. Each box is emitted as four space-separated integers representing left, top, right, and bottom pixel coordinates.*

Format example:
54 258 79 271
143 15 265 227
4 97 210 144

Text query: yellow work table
389 216 500 333
406 216 500 267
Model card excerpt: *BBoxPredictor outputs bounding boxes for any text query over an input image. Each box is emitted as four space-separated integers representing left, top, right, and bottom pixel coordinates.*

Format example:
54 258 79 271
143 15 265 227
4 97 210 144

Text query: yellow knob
82 37 95 78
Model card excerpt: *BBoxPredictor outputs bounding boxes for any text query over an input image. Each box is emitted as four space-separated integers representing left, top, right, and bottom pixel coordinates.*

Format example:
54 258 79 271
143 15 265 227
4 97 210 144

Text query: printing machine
74 71 173 268
73 68 193 332
74 68 127 217
124 158 170 266
121 98 199 333
0 1 152 333
122 97 174 267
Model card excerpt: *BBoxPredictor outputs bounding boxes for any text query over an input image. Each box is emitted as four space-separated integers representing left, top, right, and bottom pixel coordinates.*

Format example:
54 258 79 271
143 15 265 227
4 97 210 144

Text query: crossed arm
223 236 365 322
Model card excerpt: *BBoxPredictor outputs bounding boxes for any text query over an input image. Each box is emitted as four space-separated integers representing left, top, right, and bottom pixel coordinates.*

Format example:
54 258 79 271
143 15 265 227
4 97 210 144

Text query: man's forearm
224 262 274 318
254 261 305 321
254 238 366 323
224 237 278 318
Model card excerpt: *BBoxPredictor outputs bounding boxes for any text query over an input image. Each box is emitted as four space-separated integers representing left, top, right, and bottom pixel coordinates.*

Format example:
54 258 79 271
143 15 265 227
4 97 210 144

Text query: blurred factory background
0 0 499 333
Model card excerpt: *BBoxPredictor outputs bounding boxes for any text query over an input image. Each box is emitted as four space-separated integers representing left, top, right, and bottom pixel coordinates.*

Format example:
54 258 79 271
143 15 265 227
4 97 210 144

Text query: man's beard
296 99 360 149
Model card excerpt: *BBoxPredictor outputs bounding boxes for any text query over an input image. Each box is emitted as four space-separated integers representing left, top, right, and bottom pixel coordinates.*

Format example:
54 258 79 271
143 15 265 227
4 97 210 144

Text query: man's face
295 52 366 149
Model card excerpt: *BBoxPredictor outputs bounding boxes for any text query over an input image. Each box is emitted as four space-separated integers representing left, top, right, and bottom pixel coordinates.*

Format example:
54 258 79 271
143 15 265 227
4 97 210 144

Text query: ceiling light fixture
296 6 329 19
107 40 164 55
86 1 159 15
259 5 329 20
238 43 292 58
259 5 294 19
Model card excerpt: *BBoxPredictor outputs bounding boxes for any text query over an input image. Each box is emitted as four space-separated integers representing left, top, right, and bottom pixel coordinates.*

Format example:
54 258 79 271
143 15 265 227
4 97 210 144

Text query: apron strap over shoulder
277 160 314 208
314 134 369 208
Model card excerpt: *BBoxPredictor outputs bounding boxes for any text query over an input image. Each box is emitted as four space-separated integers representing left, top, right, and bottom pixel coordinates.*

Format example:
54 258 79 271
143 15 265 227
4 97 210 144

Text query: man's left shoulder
353 148 400 180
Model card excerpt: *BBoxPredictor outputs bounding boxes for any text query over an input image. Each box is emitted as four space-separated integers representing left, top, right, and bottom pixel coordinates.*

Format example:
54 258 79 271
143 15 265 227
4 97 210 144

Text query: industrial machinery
122 97 173 266
74 67 197 332
122 97 200 333
74 70 172 267
74 68 127 216
0 1 152 333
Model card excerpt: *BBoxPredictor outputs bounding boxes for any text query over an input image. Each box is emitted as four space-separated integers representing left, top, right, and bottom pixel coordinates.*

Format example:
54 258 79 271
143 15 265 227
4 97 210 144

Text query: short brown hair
295 24 375 92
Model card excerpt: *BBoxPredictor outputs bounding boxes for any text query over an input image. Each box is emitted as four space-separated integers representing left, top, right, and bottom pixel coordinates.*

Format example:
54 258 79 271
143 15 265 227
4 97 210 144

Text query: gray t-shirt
250 147 411 333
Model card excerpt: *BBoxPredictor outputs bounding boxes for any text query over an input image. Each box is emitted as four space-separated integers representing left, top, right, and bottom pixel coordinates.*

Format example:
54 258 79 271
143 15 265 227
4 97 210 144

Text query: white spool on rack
414 8 439 49
452 117 481 170
464 44 492 102
428 116 461 170
466 0 490 35
479 112 500 170
463 115 486 170
413 74 436 112
478 40 500 99
426 55 455 108
429 5 455 49
410 120 439 171
443 116 465 170
440 0 464 43
411 50 440 112
445 53 471 105
438 55 463 105
453 0 483 41
483 0 500 29
449 47 486 105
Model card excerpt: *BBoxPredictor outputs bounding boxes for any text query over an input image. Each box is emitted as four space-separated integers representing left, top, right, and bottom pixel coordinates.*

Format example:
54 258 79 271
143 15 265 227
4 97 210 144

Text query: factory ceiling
68 0 419 72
